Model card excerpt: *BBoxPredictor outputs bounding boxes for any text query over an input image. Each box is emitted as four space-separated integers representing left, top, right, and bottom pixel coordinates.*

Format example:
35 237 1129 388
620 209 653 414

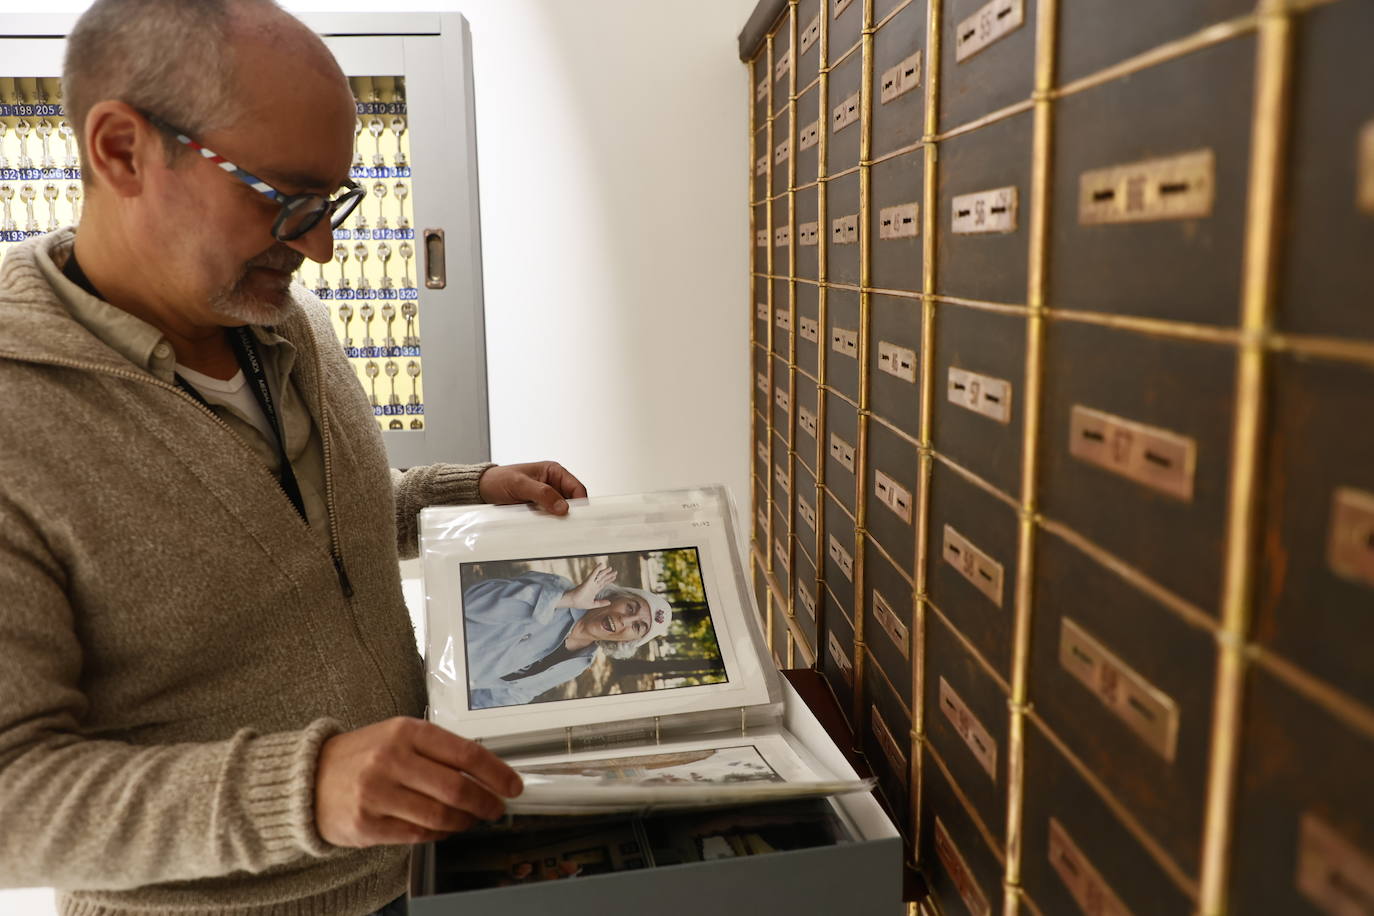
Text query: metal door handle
423 228 446 289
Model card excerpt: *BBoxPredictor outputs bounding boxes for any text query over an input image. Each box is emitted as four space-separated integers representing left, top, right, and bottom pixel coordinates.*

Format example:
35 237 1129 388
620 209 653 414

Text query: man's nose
285 213 336 264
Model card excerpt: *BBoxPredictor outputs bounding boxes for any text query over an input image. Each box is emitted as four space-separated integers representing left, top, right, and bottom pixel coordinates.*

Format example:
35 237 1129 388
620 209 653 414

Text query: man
0 0 580 913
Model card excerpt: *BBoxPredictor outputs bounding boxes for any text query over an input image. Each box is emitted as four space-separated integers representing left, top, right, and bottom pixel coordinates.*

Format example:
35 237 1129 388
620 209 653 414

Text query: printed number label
955 0 1025 62
1079 149 1215 224
952 186 1018 234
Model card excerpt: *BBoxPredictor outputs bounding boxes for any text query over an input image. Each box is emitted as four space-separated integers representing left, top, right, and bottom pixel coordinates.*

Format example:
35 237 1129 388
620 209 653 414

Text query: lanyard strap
183 329 308 524
62 249 308 523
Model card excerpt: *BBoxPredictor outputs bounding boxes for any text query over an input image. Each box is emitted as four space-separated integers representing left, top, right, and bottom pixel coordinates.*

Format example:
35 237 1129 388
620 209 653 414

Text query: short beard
206 246 305 326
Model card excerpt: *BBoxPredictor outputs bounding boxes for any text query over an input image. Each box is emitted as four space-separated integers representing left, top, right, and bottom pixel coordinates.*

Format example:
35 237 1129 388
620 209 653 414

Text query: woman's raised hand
558 563 617 610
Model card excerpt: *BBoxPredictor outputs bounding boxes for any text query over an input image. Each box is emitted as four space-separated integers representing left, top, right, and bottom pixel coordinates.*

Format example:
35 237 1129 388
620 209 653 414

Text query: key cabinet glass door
0 12 490 468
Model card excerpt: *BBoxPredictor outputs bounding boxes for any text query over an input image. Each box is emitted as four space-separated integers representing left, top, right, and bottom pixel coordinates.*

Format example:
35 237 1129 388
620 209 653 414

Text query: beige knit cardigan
0 231 489 915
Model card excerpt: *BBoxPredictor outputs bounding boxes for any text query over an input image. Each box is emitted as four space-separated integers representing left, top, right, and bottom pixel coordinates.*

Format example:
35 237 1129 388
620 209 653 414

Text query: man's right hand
314 717 523 847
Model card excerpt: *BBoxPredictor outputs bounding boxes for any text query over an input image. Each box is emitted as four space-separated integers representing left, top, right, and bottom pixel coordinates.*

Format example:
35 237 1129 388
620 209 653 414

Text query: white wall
0 1 754 912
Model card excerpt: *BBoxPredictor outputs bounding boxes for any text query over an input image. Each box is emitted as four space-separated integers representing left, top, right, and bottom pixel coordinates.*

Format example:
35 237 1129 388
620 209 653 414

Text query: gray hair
595 585 659 661
63 0 328 173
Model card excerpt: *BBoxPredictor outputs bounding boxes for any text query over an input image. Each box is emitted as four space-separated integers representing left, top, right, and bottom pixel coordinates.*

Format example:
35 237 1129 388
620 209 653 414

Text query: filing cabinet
772 498 792 566
825 390 861 515
742 1 1374 906
752 482 769 552
934 109 1033 305
793 373 822 470
795 282 822 378
871 0 927 159
772 520 792 590
923 610 1008 846
1039 320 1236 615
920 744 1005 916
771 110 792 198
864 416 921 580
771 23 792 119
793 533 821 650
930 303 1025 499
868 294 923 441
753 210 769 281
862 534 914 709
824 287 862 401
752 558 770 630
870 148 925 292
822 491 858 618
825 45 864 176
1256 355 1374 710
770 585 790 666
1274 0 1374 342
770 355 791 433
926 459 1019 682
795 84 822 189
795 184 820 280
771 284 791 362
751 337 770 390
752 53 770 135
752 125 769 203
1055 0 1253 87
828 0 864 79
1031 528 1217 876
824 169 863 286
795 0 824 89
751 344 770 421
1019 721 1195 916
793 459 821 556
770 197 792 290
822 579 858 726
1047 35 1256 326
863 647 914 838
1229 666 1374 915
937 0 1036 132
770 271 789 321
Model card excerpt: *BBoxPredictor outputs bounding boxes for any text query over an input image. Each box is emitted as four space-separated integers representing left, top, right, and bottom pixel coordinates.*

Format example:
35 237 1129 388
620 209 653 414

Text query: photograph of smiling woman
458 548 729 710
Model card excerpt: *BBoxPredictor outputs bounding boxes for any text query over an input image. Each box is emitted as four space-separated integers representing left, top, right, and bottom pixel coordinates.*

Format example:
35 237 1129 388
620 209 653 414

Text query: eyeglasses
144 112 365 242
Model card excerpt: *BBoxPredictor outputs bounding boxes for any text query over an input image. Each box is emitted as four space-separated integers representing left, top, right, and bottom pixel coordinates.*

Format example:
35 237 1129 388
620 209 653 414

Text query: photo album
419 486 873 816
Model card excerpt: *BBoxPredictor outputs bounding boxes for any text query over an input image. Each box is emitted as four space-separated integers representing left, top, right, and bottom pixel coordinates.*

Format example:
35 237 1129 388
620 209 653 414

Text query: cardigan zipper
307 336 403 716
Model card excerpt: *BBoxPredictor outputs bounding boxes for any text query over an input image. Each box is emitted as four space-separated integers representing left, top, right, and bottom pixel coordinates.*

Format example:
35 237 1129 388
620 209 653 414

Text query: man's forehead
221 24 355 189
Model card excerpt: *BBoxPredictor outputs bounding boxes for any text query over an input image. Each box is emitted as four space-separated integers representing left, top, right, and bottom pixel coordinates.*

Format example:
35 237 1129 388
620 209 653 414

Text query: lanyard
61 250 309 523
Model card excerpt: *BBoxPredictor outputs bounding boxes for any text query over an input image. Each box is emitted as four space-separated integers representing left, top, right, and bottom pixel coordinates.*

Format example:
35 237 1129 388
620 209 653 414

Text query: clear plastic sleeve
420 486 783 755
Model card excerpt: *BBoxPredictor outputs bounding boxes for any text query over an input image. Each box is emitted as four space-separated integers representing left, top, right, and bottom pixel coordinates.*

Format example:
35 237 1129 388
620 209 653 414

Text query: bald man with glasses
0 1 578 914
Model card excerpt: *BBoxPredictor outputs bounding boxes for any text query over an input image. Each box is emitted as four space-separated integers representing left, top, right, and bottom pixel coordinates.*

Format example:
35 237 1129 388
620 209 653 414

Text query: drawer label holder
942 524 1005 607
938 676 998 781
1078 149 1215 225
1068 405 1196 502
872 588 910 659
1059 617 1180 762
1328 487 1374 590
934 817 992 916
1048 818 1135 916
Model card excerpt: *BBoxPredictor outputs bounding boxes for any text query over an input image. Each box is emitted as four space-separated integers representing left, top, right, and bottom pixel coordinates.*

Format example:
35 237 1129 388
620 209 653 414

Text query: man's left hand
478 461 588 516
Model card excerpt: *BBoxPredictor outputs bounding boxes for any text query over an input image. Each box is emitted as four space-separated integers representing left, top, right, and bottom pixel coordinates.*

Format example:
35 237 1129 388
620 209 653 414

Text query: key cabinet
0 12 490 468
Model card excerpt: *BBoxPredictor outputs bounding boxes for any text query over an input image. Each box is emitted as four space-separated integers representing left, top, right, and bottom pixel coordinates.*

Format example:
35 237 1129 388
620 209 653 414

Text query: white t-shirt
174 364 278 446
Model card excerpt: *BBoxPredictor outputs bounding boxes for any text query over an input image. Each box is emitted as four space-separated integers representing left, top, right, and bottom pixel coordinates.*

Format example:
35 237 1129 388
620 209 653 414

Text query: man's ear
82 101 158 198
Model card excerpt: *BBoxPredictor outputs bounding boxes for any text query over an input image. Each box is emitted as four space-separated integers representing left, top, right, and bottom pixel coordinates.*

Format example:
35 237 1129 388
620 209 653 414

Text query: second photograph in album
458 546 728 711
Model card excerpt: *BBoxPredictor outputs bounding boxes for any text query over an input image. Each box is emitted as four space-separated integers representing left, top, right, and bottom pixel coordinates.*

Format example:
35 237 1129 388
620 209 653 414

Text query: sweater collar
0 229 317 383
